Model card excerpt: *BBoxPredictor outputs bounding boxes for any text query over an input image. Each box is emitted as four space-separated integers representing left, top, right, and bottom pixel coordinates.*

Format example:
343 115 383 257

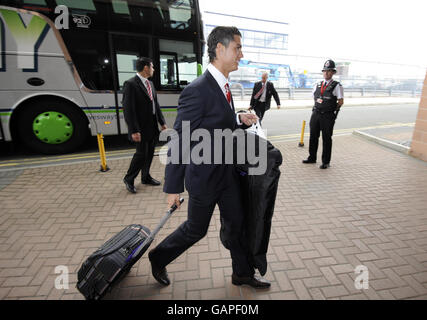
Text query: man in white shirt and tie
249 72 281 122
122 57 167 193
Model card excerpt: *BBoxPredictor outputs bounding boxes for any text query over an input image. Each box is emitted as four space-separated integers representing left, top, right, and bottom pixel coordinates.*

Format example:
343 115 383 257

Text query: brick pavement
0 134 426 300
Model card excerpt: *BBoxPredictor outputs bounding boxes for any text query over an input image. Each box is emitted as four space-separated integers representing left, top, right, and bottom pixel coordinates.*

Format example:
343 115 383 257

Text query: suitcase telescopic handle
127 198 184 262
169 198 185 214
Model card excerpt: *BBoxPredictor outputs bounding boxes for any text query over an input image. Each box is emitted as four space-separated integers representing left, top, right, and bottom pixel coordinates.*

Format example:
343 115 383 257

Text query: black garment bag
221 131 282 276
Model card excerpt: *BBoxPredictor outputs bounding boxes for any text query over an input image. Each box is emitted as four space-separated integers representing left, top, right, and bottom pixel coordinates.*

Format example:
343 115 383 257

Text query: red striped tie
225 83 231 104
254 83 265 99
146 80 153 101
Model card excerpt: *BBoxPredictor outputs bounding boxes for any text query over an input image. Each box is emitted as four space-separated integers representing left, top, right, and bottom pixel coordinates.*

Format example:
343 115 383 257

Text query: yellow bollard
97 133 110 172
298 120 306 147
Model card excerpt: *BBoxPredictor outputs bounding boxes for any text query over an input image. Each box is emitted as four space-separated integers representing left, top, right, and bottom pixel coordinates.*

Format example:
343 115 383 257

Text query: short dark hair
136 57 153 72
207 26 241 63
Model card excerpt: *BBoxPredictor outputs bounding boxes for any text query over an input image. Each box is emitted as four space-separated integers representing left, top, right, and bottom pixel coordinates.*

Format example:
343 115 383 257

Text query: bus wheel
17 99 89 154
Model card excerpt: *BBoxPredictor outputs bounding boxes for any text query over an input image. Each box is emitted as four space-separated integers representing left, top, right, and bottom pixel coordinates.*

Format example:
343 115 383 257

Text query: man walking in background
249 72 281 122
122 57 167 193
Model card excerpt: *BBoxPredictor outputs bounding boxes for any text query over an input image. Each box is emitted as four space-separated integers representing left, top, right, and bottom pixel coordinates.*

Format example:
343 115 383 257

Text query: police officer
302 60 344 169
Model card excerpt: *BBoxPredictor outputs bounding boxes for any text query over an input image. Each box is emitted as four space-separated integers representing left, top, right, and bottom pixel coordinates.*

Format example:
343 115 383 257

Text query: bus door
0 116 4 142
108 33 151 135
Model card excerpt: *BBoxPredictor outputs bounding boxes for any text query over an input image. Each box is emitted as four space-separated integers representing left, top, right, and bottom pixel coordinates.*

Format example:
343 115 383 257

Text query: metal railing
230 87 422 100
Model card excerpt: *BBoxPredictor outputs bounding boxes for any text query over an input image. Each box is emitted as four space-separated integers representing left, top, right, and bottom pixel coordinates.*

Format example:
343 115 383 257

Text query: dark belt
313 106 334 114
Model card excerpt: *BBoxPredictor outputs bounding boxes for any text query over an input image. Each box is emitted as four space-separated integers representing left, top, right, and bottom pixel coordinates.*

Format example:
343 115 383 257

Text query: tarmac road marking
0 163 19 167
268 122 415 140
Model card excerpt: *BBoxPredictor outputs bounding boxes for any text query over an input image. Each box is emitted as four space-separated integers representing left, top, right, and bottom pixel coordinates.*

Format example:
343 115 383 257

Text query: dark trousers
149 180 253 277
254 101 267 122
124 138 156 184
308 111 336 164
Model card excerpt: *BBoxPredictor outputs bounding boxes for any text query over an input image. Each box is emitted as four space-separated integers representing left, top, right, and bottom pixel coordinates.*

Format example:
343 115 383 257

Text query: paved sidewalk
0 134 427 300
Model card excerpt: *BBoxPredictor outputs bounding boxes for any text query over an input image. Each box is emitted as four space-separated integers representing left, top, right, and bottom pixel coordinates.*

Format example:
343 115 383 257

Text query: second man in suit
249 72 281 122
123 57 167 194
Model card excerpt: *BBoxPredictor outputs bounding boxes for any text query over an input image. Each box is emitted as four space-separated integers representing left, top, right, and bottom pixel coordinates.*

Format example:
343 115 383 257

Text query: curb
353 130 410 154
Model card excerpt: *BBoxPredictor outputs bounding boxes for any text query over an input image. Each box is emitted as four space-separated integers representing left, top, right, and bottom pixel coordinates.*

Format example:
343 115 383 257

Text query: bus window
116 54 138 89
112 0 130 15
160 53 178 89
168 0 192 30
23 0 47 5
55 0 96 11
177 52 197 85
154 0 193 30
110 34 150 90
108 1 151 34
159 39 197 88
65 31 114 90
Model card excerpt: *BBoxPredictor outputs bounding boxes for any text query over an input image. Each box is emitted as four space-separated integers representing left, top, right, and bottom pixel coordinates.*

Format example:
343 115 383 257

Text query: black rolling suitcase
76 198 184 300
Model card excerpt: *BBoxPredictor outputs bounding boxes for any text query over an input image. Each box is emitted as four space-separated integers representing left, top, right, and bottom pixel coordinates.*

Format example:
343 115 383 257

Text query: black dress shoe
302 158 316 164
148 252 170 286
123 178 136 194
232 274 271 289
142 176 161 186
319 163 330 169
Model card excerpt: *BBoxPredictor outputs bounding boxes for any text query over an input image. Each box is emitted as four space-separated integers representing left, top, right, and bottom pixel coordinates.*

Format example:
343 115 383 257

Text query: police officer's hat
322 60 336 72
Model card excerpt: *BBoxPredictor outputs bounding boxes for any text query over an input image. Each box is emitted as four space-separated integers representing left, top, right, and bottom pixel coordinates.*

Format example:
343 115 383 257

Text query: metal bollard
299 120 306 147
97 133 110 172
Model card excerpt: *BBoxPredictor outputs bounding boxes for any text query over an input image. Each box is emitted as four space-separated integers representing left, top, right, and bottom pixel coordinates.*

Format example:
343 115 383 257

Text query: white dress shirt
207 64 241 124
136 73 155 114
312 78 344 99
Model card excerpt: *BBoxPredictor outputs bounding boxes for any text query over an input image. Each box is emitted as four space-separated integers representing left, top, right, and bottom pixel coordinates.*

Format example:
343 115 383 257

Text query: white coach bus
0 0 204 154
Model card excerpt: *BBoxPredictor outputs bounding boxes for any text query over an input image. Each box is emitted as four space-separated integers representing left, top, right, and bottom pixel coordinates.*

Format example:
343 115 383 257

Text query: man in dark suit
249 72 281 122
122 57 167 193
148 26 271 289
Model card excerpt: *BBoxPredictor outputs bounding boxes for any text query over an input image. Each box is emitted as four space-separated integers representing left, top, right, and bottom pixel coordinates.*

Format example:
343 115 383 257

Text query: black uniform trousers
124 134 157 184
254 101 267 122
149 178 254 277
308 110 336 165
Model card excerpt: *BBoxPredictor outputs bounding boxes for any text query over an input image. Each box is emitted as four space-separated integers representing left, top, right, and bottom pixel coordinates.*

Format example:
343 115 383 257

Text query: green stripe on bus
83 109 178 113
83 110 119 114
1 109 177 117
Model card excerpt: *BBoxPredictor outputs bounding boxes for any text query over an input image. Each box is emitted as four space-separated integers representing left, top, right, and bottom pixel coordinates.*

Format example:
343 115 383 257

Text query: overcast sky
199 0 427 69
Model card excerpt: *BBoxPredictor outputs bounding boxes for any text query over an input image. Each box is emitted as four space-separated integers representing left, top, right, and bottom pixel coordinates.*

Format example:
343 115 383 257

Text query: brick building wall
410 72 427 162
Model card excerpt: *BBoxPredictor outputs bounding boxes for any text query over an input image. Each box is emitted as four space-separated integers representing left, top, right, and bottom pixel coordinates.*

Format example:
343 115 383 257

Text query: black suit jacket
122 75 166 142
250 81 281 111
164 70 247 196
